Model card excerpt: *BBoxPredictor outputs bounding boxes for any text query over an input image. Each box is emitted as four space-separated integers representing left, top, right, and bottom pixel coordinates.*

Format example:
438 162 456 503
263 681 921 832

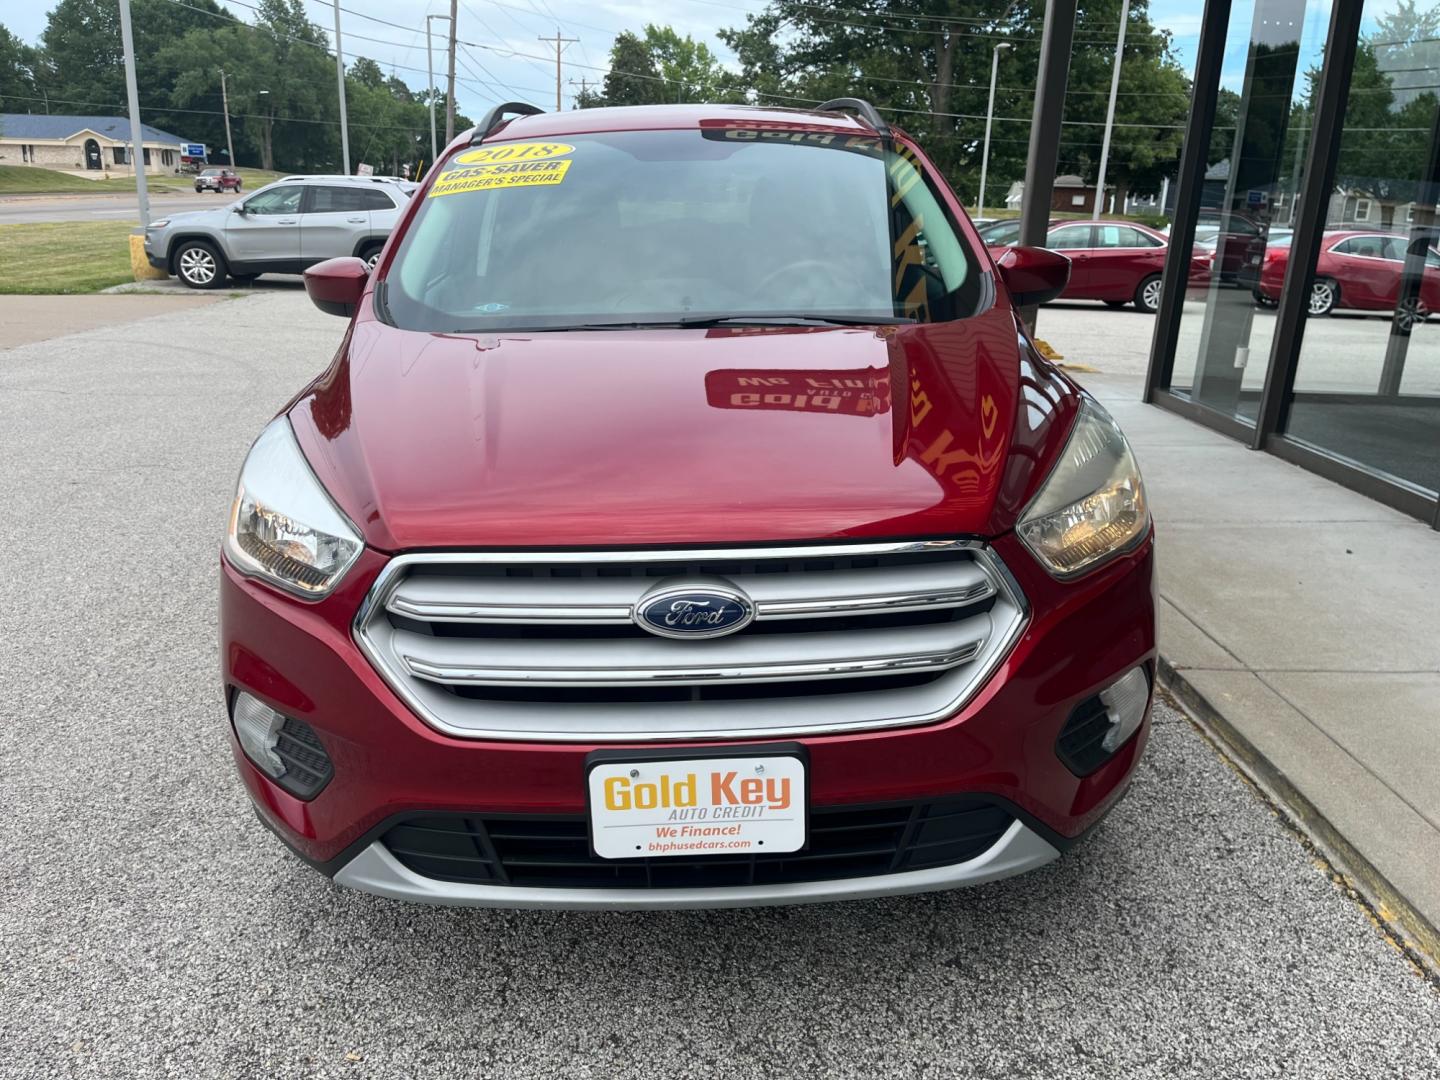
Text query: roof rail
470 102 545 145
816 97 892 140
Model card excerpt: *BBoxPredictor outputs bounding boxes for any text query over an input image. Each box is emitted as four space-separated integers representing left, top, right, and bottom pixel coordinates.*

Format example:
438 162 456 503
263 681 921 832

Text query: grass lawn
0 165 184 195
0 220 138 294
235 167 284 187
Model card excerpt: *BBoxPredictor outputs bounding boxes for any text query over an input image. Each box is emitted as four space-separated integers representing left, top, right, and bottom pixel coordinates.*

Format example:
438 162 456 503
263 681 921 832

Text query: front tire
1134 274 1163 313
1309 278 1338 316
1395 295 1429 334
173 240 227 289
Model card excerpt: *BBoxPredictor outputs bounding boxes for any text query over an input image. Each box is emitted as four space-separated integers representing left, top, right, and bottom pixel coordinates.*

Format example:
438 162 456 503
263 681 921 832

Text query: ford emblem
634 582 756 640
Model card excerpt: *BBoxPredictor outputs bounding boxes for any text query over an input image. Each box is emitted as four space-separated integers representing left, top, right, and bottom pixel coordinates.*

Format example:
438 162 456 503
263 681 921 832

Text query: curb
1158 656 1440 978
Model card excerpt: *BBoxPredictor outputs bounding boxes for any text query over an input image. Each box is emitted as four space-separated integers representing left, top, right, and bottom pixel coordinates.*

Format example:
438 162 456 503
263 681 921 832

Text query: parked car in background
144 175 410 288
987 219 1200 312
975 218 1022 247
194 167 242 193
220 100 1156 910
1192 209 1267 283
1256 230 1440 327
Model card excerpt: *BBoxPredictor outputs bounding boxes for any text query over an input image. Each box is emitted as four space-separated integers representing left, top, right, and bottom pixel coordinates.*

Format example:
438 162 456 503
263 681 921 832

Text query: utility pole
1092 0 1129 219
445 0 458 143
117 0 149 227
539 28 579 111
332 0 351 173
569 76 592 108
426 14 450 161
218 68 236 169
977 42 1010 221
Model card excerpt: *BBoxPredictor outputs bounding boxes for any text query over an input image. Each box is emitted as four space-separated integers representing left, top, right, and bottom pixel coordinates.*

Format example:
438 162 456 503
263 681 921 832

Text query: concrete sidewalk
1076 367 1440 964
0 294 224 348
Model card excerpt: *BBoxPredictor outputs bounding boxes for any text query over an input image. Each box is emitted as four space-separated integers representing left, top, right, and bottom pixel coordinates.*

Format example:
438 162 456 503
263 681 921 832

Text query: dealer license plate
587 754 807 860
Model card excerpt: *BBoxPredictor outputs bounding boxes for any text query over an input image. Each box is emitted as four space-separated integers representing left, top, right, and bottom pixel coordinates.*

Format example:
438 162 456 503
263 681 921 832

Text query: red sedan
988 220 1206 312
1257 230 1440 327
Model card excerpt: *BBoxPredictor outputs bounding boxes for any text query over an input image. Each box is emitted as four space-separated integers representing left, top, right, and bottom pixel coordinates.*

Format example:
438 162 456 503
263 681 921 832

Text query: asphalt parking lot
2 291 1438 1078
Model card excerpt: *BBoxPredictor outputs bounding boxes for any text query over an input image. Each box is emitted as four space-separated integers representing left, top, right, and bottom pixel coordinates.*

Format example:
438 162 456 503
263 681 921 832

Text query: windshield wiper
676 313 914 327
449 313 915 333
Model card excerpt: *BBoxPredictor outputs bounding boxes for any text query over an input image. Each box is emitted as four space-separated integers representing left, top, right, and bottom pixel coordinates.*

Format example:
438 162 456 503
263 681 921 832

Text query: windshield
202 169 222 176
382 127 984 331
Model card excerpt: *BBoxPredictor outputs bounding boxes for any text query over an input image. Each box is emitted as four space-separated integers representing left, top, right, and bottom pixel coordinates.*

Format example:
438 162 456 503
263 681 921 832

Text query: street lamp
1093 0 1130 218
426 14 452 164
977 41 1010 222
332 0 351 175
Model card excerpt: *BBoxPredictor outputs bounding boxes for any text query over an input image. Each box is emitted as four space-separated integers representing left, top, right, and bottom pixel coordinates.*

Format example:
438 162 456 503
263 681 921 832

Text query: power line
1 92 436 133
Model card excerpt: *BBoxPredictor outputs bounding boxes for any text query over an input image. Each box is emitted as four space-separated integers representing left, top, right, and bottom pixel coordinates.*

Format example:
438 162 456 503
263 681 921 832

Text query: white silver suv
143 175 411 289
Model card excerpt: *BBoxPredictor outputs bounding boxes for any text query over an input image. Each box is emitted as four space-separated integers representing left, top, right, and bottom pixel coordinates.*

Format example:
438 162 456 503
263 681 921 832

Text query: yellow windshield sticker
429 157 572 197
452 142 574 165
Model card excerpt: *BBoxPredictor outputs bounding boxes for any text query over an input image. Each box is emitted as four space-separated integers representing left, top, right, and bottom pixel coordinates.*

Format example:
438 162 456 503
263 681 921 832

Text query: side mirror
304 257 370 318
995 245 1072 307
231 203 246 214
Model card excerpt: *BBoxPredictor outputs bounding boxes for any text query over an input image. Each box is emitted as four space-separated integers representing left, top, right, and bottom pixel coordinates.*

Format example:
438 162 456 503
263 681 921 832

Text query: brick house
1004 175 1113 214
0 113 189 176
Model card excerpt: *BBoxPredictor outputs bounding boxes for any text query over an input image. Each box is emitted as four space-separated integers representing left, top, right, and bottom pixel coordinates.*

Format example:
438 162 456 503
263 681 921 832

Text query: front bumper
332 817 1061 910
220 532 1156 907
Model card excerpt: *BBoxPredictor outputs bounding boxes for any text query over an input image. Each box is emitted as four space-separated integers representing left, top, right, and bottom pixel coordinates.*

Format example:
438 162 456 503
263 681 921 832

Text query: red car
1257 230 1440 327
194 167 242 193
221 101 1155 909
988 219 1207 311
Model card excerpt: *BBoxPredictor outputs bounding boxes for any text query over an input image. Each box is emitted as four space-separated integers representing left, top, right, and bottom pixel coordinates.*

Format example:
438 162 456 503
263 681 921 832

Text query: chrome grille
353 541 1027 742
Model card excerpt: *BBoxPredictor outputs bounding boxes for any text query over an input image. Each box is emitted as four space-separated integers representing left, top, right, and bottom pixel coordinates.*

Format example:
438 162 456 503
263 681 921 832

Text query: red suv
195 167 241 193
221 101 1155 909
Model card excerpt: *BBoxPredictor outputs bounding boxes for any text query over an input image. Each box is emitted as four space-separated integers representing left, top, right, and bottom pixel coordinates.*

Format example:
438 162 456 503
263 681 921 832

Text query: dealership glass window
1166 0 1335 425
1281 0 1440 497
112 146 126 165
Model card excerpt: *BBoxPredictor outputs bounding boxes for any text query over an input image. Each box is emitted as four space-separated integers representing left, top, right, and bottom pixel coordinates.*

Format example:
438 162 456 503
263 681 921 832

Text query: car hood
159 207 230 227
289 303 1078 550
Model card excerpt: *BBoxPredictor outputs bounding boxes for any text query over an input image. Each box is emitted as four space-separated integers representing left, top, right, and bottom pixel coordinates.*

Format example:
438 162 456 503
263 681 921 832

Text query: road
0 187 240 224
1 294 1437 1078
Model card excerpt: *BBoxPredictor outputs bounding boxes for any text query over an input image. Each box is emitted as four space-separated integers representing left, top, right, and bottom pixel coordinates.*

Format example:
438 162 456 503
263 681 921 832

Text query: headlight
147 219 170 230
225 418 362 598
1017 399 1148 578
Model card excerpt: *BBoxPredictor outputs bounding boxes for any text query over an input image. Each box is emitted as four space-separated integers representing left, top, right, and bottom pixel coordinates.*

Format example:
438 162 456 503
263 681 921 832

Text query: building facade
1145 0 1440 529
0 114 189 176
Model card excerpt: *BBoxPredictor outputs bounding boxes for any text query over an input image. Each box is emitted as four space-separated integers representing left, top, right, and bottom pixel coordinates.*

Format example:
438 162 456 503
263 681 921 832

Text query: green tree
717 0 1191 202
163 0 336 170
583 25 744 108
640 25 743 103
0 24 40 114
600 31 662 106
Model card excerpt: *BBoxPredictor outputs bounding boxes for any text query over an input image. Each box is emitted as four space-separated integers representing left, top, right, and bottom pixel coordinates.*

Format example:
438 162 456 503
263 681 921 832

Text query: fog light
1055 666 1151 776
1099 666 1150 753
231 691 334 800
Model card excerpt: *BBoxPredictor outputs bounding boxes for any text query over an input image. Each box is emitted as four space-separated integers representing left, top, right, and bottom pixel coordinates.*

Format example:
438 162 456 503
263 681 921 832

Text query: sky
0 0 1415 123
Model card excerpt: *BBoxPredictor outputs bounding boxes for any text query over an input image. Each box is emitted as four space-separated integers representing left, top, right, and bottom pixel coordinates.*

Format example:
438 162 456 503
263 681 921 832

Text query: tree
0 24 39 114
717 0 1191 202
583 25 743 108
639 25 744 103
600 31 662 106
